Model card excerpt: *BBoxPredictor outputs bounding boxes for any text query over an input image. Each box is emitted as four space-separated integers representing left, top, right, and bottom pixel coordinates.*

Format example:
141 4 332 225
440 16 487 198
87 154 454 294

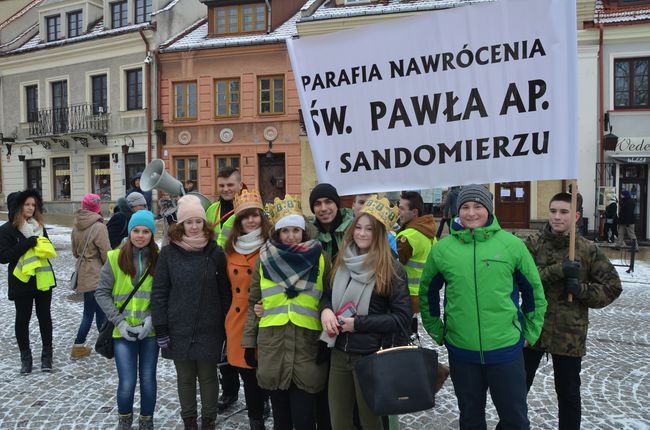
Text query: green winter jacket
524 224 622 357
419 216 547 364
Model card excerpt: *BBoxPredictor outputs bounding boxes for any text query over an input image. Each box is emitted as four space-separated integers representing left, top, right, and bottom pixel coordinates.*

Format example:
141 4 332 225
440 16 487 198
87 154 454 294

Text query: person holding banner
520 192 622 430
419 184 547 429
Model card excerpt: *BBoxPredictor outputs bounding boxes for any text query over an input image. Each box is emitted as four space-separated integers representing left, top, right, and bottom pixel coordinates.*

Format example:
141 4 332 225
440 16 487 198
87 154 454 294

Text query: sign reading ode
288 0 578 194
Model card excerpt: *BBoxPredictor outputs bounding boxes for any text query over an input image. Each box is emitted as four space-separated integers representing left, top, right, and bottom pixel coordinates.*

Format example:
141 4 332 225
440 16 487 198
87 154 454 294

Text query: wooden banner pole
568 179 577 303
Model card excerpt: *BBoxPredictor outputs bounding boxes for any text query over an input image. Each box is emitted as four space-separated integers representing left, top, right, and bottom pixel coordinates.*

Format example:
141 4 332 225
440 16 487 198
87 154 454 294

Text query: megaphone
141 159 212 211
141 159 184 195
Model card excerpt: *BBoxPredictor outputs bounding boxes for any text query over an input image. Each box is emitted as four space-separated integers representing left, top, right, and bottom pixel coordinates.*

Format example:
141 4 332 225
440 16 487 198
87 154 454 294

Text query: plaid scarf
260 239 322 298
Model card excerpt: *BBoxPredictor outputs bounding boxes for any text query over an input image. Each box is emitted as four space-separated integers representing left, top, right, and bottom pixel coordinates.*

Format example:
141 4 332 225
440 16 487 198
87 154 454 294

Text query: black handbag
353 315 439 415
95 268 150 359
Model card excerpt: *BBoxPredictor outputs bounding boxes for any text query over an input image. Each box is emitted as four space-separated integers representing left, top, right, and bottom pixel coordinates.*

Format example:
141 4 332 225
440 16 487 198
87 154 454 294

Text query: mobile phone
335 302 358 319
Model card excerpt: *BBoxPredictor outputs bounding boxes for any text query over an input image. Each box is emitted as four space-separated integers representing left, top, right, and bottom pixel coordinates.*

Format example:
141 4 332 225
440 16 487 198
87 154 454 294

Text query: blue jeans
74 291 106 344
114 336 159 416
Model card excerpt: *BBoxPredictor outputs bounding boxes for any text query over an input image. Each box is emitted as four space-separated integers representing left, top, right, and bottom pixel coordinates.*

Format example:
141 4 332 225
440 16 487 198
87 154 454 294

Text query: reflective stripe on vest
217 215 234 248
107 249 154 338
259 255 324 331
396 228 436 296
12 243 56 290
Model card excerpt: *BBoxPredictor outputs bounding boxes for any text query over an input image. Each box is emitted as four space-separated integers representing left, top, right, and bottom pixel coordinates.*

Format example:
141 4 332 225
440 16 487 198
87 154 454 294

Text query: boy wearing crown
419 184 547 429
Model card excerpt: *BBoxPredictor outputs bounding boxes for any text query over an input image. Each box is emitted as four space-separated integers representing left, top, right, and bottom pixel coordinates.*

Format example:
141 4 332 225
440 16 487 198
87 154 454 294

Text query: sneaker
70 345 92 359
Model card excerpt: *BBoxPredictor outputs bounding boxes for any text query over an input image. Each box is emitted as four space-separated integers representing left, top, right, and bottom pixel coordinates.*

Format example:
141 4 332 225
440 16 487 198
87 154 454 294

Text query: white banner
287 0 577 195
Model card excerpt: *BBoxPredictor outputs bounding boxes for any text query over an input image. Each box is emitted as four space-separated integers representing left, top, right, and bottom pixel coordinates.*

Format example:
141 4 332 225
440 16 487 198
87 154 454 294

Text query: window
126 153 146 193
175 157 198 184
26 160 43 196
174 82 198 119
67 10 82 37
91 155 112 200
216 156 240 173
614 57 649 109
111 1 128 28
215 79 240 117
52 157 71 200
215 4 266 34
126 69 143 110
52 80 68 133
604 0 650 6
92 75 108 114
46 15 61 41
135 0 152 24
26 85 39 122
258 76 284 115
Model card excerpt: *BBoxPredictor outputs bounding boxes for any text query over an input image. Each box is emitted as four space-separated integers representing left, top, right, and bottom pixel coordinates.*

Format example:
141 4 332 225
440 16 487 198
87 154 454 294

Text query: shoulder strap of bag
118 266 150 314
76 223 97 268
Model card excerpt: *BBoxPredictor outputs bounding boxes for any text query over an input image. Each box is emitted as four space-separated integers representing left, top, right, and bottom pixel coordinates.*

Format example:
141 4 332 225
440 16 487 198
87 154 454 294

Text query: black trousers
524 348 582 430
220 362 241 396
13 290 53 352
237 367 265 421
268 384 317 430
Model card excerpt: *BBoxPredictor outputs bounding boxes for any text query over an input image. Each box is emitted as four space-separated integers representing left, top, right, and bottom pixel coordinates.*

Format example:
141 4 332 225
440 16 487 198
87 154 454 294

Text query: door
26 160 42 196
620 164 647 239
258 153 285 204
52 80 68 134
495 181 530 229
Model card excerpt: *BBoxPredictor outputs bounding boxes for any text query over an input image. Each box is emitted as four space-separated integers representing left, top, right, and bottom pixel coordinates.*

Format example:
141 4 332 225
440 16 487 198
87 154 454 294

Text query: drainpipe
139 28 152 163
265 0 271 33
598 24 605 185
156 49 163 160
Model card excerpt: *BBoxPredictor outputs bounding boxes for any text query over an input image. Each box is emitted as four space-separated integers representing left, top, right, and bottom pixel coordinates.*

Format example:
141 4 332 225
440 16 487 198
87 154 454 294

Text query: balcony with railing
28 103 109 137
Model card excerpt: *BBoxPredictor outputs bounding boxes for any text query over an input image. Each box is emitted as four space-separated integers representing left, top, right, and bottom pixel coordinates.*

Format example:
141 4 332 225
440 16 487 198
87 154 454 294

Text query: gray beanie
126 192 147 208
457 185 493 214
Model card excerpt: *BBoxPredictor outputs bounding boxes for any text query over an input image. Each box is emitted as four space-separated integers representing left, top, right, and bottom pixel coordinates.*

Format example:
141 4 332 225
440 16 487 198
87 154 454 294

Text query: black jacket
151 241 232 360
322 262 412 355
619 198 636 225
106 198 131 249
0 221 54 301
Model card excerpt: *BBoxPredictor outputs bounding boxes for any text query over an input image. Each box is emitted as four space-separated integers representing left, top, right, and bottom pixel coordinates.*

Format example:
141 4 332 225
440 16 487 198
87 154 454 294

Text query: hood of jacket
450 214 501 243
399 214 436 239
74 208 104 230
7 189 44 222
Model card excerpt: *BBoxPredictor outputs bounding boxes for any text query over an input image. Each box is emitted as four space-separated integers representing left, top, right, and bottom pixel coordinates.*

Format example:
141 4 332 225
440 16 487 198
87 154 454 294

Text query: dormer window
67 10 82 38
46 15 61 41
111 1 128 28
135 0 153 24
215 4 267 35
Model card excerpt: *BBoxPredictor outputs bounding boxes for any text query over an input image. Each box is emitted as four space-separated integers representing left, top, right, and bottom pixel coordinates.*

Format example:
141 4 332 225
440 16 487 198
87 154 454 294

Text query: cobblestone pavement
0 222 648 429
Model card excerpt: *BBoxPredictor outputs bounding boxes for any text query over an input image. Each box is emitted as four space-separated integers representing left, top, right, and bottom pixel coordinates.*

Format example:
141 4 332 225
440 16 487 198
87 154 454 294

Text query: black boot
20 349 32 375
41 346 53 372
249 418 266 430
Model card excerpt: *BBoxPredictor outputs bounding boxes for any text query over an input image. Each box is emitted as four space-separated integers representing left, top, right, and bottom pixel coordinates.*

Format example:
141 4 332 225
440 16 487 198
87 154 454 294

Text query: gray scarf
320 243 375 347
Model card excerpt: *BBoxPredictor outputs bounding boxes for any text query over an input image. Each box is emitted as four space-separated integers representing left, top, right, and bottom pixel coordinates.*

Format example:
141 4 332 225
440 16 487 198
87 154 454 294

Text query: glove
316 341 331 365
244 348 257 368
138 316 153 340
156 335 171 350
562 260 580 279
565 277 582 298
26 236 38 248
117 321 138 341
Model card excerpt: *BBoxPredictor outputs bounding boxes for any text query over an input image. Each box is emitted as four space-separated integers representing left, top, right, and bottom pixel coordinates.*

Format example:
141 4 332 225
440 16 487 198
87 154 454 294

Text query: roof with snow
299 0 493 22
1 19 150 56
0 0 43 30
160 8 301 52
594 0 650 24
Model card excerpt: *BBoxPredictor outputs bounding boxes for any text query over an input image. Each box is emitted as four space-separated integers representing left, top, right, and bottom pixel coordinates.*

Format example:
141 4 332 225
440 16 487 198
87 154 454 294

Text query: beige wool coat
71 209 110 293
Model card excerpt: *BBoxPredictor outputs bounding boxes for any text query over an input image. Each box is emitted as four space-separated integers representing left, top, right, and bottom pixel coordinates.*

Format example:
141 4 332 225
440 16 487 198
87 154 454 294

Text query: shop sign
613 138 650 163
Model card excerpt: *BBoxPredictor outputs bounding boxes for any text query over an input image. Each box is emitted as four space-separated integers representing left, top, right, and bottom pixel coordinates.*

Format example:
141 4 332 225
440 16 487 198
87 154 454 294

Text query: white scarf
320 243 376 347
233 228 264 255
19 217 44 238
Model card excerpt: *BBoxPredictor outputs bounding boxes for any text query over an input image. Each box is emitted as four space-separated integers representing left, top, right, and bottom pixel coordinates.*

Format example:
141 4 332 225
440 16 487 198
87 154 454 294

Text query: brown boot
183 416 198 430
70 344 91 359
200 417 215 430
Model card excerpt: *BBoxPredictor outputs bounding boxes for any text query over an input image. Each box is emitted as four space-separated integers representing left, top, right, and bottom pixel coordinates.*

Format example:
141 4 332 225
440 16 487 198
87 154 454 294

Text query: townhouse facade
0 0 204 213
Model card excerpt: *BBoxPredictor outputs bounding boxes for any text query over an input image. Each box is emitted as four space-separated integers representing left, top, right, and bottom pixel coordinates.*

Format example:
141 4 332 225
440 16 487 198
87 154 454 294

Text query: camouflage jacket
524 224 622 357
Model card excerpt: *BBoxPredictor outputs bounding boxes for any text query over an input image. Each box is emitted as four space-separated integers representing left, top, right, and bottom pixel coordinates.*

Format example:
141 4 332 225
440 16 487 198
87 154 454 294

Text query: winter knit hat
457 184 493 215
128 210 156 235
177 194 207 224
82 193 102 214
126 192 147 208
309 183 340 211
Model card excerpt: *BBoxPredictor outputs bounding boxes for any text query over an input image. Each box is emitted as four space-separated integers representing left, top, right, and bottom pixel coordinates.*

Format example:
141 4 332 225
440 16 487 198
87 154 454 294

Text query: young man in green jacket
419 184 547 429
521 192 622 429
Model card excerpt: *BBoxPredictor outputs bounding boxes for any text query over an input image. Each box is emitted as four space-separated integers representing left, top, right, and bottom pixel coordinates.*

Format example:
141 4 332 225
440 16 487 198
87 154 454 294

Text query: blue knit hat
128 210 156 235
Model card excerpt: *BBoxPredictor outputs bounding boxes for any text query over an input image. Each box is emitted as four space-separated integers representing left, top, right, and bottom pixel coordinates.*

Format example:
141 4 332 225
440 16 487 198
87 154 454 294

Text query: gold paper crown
265 194 303 225
360 195 399 228
234 189 263 214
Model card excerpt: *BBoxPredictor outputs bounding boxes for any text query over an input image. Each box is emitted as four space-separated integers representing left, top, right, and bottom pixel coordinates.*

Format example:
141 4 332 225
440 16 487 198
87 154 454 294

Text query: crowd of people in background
0 171 626 430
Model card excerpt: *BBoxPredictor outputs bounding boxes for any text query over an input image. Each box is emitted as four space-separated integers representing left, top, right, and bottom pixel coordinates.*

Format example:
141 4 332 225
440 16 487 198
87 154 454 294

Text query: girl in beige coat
70 193 111 358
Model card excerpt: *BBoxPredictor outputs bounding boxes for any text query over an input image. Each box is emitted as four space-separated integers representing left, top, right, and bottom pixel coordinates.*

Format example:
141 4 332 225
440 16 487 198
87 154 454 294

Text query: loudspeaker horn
186 191 212 211
140 159 184 195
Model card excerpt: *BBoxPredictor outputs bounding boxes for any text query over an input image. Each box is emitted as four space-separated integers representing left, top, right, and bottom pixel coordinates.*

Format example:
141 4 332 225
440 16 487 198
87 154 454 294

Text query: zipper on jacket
190 255 210 344
473 235 485 364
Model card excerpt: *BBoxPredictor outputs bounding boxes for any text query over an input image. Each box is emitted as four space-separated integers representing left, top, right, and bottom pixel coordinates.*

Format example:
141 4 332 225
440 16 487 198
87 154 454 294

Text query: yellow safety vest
396 228 436 296
206 201 234 248
259 255 324 331
12 237 56 291
107 249 155 338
